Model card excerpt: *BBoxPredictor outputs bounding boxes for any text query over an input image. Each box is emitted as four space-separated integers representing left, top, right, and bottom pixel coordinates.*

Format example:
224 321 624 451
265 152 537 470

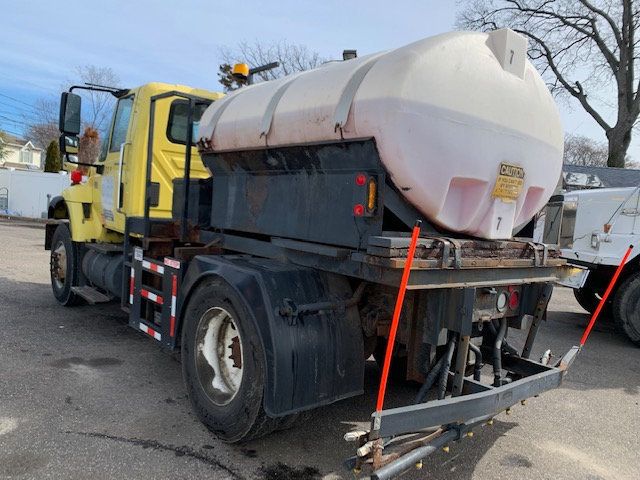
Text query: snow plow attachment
348 346 579 479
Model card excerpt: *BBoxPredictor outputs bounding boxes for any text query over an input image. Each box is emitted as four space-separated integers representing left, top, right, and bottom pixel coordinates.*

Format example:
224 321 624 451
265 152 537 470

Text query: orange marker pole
376 220 422 413
579 244 634 347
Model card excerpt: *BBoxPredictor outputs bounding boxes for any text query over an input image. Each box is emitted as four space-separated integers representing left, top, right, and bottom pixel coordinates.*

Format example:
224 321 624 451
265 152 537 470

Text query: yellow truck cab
48 82 223 247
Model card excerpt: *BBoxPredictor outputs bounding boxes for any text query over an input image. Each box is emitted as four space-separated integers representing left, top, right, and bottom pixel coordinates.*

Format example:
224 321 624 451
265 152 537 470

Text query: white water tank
198 29 563 239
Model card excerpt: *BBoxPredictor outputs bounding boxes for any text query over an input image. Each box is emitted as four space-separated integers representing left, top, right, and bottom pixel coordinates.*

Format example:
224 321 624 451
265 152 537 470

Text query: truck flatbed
200 230 566 290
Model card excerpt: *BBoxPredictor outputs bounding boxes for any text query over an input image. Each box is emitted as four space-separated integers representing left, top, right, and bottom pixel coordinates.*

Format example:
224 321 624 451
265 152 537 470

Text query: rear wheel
181 277 290 442
612 272 640 346
49 224 81 306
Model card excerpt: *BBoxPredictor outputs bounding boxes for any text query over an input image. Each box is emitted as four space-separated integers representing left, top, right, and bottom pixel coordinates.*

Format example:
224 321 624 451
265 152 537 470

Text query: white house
0 136 43 170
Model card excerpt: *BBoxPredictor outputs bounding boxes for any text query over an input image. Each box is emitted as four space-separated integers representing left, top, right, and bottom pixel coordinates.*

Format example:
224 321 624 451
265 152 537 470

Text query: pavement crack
65 431 245 479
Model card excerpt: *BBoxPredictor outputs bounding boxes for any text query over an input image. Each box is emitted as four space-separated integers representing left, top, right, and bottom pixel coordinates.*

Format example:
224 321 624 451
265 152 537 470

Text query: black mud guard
47 195 67 219
178 255 365 416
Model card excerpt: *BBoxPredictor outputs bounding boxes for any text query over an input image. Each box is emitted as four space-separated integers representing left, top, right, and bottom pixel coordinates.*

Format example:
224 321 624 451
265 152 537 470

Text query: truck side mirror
59 92 81 135
59 133 79 156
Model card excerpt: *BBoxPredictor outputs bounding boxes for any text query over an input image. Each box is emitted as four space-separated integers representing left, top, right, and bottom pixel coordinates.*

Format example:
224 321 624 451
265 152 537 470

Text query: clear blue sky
0 0 627 160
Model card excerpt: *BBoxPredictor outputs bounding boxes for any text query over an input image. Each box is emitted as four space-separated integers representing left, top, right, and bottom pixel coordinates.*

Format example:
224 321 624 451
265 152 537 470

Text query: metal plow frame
349 347 579 479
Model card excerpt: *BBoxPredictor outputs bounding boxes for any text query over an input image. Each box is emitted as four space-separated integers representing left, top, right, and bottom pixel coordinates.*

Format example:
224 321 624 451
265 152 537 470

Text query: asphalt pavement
1 221 638 479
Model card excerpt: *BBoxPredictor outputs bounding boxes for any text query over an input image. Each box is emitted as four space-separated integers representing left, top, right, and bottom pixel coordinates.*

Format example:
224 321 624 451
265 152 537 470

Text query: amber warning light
353 173 377 217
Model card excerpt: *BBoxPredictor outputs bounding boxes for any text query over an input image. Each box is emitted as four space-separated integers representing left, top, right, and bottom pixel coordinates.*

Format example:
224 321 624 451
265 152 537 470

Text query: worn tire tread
49 224 82 307
612 272 640 346
181 277 295 442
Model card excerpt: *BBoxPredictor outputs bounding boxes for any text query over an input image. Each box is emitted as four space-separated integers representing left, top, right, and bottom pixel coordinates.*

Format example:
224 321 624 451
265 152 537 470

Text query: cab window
167 99 211 145
109 96 134 152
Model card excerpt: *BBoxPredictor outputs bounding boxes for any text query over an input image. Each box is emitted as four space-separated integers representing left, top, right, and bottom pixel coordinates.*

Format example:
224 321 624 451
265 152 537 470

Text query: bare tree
563 133 608 166
25 98 59 148
27 65 121 149
218 40 326 90
217 63 244 92
458 1 639 168
73 65 121 133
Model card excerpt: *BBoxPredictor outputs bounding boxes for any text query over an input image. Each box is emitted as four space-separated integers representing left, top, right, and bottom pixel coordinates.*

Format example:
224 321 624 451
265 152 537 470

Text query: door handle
621 208 640 216
117 142 131 211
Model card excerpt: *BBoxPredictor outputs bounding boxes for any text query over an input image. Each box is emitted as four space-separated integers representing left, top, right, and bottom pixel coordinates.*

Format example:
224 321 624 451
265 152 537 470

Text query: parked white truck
543 187 640 345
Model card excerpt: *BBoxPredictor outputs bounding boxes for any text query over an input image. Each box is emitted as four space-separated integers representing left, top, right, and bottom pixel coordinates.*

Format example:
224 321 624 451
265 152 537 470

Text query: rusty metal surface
359 254 564 270
204 231 569 291
368 236 561 260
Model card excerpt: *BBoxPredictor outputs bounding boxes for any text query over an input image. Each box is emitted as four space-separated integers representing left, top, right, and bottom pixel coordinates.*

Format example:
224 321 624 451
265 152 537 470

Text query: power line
0 127 25 137
0 72 58 94
0 115 31 127
0 100 32 110
0 109 38 121
0 111 37 123
0 92 38 109
0 99 39 115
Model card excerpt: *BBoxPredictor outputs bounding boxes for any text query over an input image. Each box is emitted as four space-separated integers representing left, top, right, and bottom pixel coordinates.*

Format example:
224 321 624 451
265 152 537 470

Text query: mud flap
179 255 365 416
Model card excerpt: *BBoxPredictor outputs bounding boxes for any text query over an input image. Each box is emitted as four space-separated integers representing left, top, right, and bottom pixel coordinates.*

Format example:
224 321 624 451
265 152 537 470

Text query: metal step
71 286 113 305
85 242 123 254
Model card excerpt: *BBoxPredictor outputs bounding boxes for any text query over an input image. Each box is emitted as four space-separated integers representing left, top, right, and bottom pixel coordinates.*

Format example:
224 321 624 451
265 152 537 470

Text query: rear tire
49 224 81 306
181 277 288 442
612 272 640 346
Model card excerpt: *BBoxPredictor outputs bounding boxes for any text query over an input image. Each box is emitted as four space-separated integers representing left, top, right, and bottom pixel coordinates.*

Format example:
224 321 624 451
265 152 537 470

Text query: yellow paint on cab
62 82 224 243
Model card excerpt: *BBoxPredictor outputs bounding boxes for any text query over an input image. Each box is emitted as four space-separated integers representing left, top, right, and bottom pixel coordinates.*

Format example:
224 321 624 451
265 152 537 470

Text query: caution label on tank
492 163 525 202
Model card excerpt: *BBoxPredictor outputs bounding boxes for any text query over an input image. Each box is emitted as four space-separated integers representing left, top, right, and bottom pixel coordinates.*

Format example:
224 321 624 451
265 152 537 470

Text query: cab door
99 94 135 233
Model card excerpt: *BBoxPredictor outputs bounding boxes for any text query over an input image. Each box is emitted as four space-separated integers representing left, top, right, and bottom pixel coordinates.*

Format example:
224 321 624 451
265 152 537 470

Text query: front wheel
612 273 640 346
573 275 613 321
49 224 81 306
181 277 284 442
573 286 600 314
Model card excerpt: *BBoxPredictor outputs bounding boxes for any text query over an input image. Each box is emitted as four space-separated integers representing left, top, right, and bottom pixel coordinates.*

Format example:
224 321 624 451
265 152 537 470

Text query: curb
0 214 47 228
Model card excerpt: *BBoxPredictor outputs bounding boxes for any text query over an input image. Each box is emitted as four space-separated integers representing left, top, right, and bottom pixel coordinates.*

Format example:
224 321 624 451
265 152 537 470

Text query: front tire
573 286 600 314
612 272 640 346
49 224 81 306
573 274 613 321
181 277 282 442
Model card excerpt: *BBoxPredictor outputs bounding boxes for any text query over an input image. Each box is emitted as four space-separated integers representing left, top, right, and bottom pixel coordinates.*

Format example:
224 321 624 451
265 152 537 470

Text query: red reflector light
509 291 520 309
355 173 367 186
353 204 365 216
70 170 83 184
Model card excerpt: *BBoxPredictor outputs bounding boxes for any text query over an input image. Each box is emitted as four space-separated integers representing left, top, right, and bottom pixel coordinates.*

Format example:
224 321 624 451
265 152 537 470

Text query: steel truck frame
47 86 573 478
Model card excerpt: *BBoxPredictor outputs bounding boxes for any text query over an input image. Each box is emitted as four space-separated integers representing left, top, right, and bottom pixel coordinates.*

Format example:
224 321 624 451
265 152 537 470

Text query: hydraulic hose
468 342 483 381
438 334 457 400
493 318 507 387
414 354 446 404
488 320 519 356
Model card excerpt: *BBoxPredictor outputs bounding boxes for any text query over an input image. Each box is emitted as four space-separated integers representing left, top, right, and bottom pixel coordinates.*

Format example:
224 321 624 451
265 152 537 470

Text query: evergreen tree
44 140 62 172
0 131 8 161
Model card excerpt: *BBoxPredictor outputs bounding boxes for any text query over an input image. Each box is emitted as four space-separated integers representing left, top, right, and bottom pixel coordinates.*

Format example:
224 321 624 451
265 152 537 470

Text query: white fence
0 169 69 218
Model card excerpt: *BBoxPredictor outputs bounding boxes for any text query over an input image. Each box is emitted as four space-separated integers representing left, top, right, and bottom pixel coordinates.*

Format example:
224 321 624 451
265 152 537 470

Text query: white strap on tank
205 90 243 148
260 73 304 142
333 52 386 134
